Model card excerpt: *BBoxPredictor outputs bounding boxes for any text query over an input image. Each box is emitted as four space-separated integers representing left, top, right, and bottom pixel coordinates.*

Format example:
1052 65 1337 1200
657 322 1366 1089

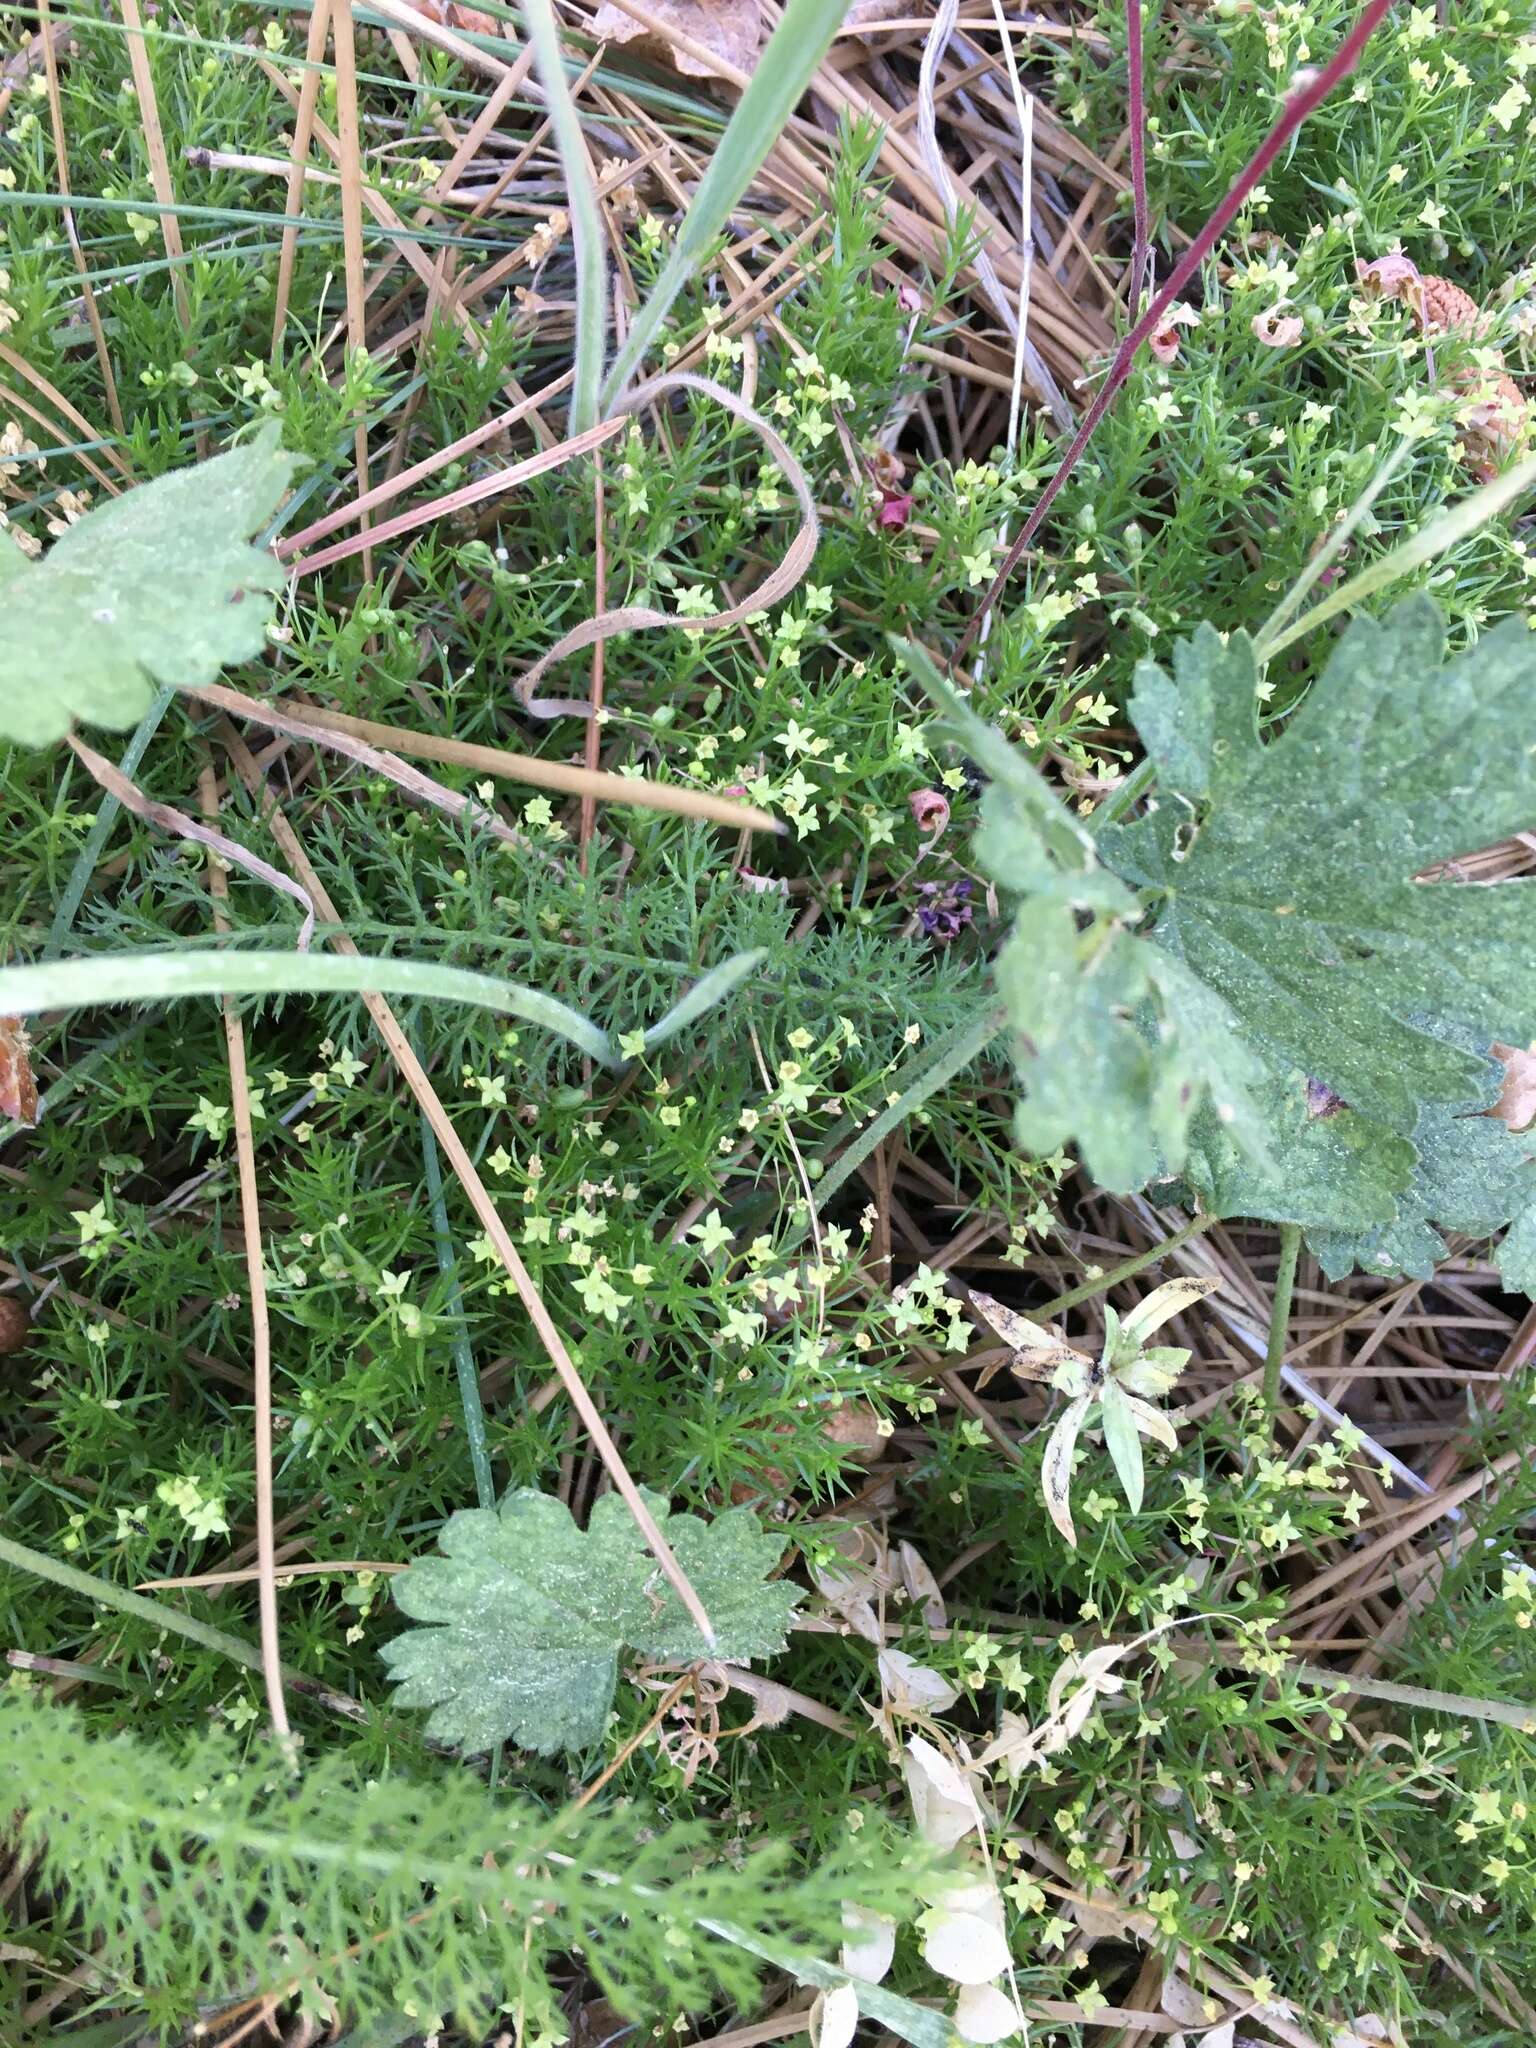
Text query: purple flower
915 879 974 942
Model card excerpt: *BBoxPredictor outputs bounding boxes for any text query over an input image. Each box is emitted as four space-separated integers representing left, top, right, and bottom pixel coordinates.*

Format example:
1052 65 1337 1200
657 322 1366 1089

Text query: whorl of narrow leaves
0 424 297 747
0 1692 901 2037
906 600 1536 1284
382 1488 802 1754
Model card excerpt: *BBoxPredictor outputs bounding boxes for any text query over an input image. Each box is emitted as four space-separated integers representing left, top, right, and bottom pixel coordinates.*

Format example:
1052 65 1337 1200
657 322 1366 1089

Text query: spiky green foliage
383 1488 801 1753
0 1691 897 2037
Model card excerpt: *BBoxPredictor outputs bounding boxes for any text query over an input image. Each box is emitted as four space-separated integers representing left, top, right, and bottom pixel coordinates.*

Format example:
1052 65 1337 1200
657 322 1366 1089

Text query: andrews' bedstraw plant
7 0 1536 2039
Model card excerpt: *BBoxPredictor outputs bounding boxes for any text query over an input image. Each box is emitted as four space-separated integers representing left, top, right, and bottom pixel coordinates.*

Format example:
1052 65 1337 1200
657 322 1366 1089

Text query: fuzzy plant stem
956 0 1395 660
1126 0 1149 307
1032 1214 1215 1323
1264 1223 1302 1415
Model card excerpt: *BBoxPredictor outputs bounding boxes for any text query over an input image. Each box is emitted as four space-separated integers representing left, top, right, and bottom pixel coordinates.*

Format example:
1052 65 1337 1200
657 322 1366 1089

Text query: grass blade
519 0 607 430
640 948 767 1052
0 950 619 1066
1260 453 1536 659
598 0 850 409
421 1115 497 1513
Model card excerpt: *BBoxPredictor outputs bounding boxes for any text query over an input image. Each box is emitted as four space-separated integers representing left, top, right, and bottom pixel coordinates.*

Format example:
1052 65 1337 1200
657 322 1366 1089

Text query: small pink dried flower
1252 305 1304 348
738 867 789 896
896 281 923 314
1148 301 1200 364
876 490 914 530
908 789 950 837
1355 251 1422 302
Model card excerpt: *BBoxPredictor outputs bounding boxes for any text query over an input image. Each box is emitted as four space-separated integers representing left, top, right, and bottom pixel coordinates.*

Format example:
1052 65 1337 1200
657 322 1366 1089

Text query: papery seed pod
0 1297 30 1356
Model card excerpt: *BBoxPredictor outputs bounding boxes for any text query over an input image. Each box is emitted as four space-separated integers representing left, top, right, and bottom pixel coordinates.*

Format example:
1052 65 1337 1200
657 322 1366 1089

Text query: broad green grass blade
519 0 607 431
0 950 618 1066
1263 451 1536 658
641 948 767 1052
598 0 851 409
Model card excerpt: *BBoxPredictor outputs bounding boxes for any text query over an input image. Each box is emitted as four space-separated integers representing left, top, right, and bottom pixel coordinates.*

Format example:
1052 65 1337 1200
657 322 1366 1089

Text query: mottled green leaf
1173 1063 1417 1233
1309 1101 1536 1296
382 1489 800 1755
1102 601 1536 1138
0 424 297 748
931 596 1536 1236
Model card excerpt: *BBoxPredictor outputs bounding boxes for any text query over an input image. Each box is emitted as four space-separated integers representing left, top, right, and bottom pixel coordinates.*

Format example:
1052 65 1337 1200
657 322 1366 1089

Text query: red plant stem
956 0 1395 661
1127 0 1149 308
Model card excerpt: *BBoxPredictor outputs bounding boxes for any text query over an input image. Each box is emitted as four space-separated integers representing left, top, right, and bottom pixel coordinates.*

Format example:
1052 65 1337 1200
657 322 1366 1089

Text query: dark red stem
1127 0 1149 308
956 0 1395 662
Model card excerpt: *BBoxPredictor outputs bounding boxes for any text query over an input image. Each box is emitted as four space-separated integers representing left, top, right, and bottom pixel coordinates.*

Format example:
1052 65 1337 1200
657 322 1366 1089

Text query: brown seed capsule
0 1296 29 1355
0 1016 38 1127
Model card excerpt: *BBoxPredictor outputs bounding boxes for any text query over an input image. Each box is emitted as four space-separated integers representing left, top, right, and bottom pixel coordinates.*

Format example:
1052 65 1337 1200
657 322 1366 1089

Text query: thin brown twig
35 0 123 435
119 0 190 328
197 764 292 1755
330 0 373 584
187 678 780 834
215 721 718 1648
271 0 334 358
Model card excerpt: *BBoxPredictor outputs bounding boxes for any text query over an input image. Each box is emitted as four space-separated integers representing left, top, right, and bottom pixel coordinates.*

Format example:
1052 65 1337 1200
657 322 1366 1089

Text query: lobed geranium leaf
923 598 1536 1270
0 424 297 748
1100 599 1536 1143
382 1488 800 1756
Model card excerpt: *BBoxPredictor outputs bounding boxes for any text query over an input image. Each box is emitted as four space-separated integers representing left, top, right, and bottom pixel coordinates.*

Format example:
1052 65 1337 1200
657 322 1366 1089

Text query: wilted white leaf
921 1903 1009 1986
953 1981 1024 2043
1332 2018 1407 2048
809 1981 859 2048
1045 1642 1121 1722
971 1290 1086 1385
812 1559 884 1645
841 1903 896 1986
1121 1389 1181 1451
1116 1276 1217 1350
1040 1393 1089 1547
903 1734 981 1848
897 1540 947 1630
974 1708 1044 1781
880 1647 962 1714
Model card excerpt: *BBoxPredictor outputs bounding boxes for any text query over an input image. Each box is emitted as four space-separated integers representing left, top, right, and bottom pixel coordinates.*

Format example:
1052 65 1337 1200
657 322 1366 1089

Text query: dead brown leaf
1490 1041 1536 1134
415 0 507 36
0 1016 38 1127
591 0 759 79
